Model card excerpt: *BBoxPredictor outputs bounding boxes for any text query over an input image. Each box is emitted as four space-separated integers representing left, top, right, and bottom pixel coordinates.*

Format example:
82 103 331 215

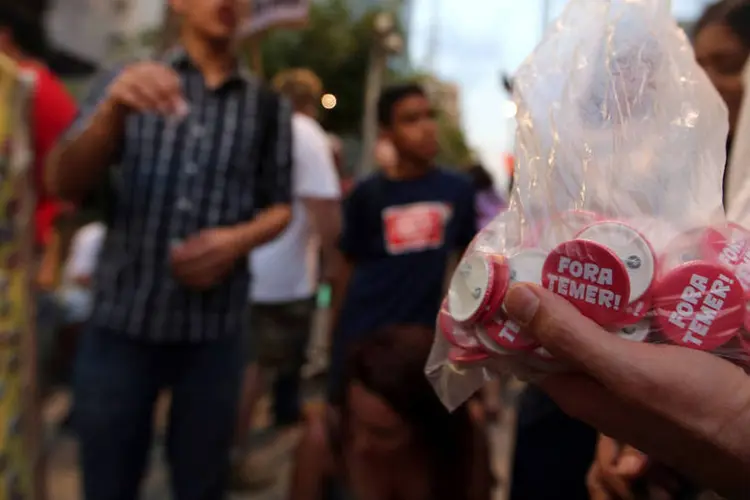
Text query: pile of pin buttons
439 210 750 370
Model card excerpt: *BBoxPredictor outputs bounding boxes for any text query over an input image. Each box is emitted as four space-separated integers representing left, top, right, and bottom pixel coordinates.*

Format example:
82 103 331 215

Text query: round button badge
577 221 655 303
474 328 509 356
703 223 750 267
448 253 510 324
703 224 750 296
653 262 744 351
479 249 546 351
612 296 652 327
542 240 631 325
438 300 481 350
483 316 539 351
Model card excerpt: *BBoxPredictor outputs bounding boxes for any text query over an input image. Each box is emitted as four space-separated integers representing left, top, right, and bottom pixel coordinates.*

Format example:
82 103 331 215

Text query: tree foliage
259 0 376 134
435 110 473 168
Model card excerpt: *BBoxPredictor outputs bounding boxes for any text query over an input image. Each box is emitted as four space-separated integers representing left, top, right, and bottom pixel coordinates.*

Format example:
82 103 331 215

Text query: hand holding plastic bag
426 0 750 411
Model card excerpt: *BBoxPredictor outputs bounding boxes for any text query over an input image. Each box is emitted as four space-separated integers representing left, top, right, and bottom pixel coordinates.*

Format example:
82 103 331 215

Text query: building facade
46 0 163 71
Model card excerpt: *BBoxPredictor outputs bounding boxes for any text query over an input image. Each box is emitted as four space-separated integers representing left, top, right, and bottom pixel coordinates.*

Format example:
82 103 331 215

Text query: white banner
241 0 310 37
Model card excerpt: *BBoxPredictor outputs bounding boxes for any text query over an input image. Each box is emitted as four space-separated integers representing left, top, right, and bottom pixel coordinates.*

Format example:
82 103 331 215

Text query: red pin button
448 253 510 324
542 240 631 325
703 223 750 267
478 249 546 351
474 328 509 356
438 300 481 350
654 262 744 350
612 296 652 327
483 317 539 351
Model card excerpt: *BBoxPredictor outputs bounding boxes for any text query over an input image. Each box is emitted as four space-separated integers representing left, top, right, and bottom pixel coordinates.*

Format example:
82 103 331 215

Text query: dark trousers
272 368 302 426
248 299 314 426
511 387 597 500
74 326 242 500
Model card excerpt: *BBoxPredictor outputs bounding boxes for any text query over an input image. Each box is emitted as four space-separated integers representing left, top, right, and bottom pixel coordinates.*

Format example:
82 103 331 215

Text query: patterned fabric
65 48 293 342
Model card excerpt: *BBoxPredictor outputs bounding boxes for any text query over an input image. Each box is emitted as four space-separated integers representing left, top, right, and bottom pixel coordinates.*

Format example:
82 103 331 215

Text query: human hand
106 62 187 116
170 227 244 290
501 283 750 499
587 435 648 500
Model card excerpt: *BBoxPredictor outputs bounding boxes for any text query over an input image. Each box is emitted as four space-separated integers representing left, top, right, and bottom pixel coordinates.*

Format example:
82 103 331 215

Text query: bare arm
46 63 184 202
289 412 334 500
302 197 342 281
36 230 61 290
468 414 495 500
230 204 292 255
46 98 125 202
329 253 353 341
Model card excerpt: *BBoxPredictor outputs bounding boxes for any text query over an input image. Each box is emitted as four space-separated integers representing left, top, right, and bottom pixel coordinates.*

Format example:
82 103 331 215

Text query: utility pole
541 0 551 35
425 0 440 73
358 11 403 175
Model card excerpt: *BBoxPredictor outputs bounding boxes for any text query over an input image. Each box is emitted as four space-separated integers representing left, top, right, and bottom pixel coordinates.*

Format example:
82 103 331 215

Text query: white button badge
448 253 509 324
481 249 546 352
577 221 656 303
615 320 651 343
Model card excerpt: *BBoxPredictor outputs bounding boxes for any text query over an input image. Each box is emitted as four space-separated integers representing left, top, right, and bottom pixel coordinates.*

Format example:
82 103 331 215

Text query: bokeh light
321 93 337 110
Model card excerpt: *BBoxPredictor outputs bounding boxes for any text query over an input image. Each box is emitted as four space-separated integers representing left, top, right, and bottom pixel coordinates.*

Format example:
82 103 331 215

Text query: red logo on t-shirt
383 202 451 254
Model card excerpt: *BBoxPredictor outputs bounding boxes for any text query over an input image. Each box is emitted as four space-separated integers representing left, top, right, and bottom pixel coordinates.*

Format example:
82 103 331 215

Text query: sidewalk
45 386 519 500
44 310 521 499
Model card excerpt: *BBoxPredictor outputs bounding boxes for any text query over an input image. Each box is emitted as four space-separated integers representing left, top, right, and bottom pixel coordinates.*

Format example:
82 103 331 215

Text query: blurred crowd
3 0 750 499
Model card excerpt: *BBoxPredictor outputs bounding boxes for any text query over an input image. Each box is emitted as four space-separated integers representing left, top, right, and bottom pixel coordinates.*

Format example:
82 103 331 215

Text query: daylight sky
409 0 717 183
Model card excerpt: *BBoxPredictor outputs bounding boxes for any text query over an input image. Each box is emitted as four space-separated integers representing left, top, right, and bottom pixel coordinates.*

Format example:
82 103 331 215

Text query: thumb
616 452 648 478
502 283 642 381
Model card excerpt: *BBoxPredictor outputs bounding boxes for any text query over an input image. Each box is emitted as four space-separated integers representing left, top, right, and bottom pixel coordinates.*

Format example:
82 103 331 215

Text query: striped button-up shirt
66 48 292 342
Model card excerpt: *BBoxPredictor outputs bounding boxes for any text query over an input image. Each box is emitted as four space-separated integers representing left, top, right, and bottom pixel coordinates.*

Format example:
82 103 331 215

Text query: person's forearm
329 253 352 338
304 199 342 282
46 99 126 202
230 204 292 255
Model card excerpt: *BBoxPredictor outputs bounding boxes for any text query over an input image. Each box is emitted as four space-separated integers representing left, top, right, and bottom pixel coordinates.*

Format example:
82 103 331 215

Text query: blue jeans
74 326 242 500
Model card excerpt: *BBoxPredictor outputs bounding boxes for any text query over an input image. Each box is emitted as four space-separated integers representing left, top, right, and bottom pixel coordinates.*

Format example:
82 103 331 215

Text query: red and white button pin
703 224 750 295
438 300 481 351
653 261 744 351
448 253 510 324
480 250 545 352
542 239 631 325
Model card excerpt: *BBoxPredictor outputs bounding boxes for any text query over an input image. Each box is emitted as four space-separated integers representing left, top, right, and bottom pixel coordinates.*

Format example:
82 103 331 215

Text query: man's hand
500 284 750 498
587 435 648 500
106 62 186 116
169 228 243 290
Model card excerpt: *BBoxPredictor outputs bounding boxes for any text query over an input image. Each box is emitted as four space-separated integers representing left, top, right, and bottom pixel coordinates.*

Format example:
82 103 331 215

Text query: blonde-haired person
234 68 342 489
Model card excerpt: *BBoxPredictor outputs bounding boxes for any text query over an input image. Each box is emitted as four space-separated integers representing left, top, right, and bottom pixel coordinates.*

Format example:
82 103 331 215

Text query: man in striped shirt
45 0 293 497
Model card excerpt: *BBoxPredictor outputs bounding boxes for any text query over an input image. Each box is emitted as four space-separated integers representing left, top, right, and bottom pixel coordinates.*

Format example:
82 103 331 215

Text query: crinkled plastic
426 0 743 411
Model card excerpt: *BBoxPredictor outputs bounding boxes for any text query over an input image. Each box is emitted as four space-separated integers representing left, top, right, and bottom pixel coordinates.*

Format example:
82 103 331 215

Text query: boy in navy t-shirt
329 83 477 397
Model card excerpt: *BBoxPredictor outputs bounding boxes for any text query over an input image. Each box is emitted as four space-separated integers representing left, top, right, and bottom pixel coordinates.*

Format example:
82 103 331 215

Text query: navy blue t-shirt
335 167 477 349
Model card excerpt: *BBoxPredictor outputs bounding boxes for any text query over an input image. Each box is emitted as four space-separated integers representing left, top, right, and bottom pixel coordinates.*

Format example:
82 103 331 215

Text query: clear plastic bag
426 0 744 411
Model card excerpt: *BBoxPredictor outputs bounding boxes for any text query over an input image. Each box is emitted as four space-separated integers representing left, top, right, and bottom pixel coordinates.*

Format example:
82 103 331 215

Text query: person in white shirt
233 69 341 489
58 221 106 325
